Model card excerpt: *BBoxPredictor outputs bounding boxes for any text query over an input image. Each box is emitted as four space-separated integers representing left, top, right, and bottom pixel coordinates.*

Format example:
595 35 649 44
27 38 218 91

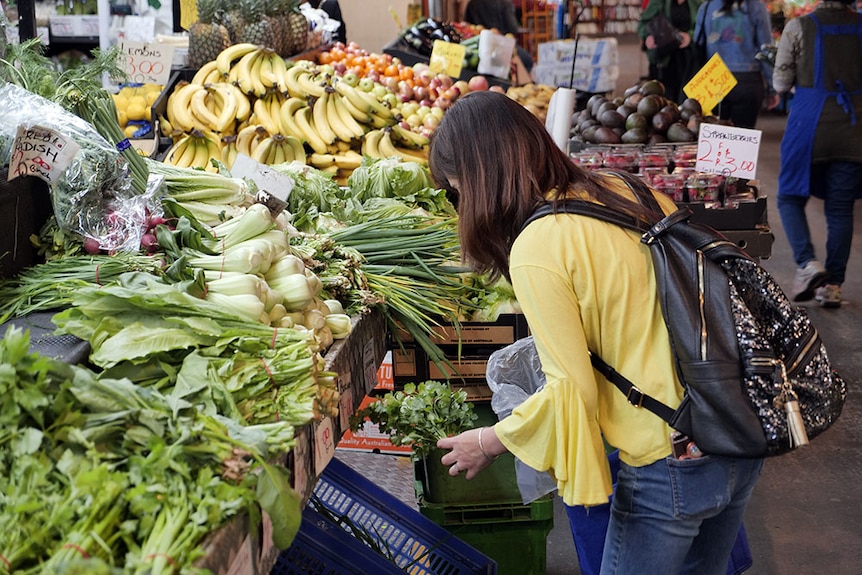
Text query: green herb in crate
350 381 478 460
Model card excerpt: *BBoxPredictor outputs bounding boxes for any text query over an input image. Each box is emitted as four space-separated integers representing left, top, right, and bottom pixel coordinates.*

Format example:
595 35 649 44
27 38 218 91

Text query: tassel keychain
774 362 810 448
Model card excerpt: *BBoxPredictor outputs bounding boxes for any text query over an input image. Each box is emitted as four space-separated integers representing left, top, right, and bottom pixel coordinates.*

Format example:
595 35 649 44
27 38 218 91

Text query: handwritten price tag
683 53 737 116
430 40 466 78
313 416 336 475
118 41 174 85
695 123 761 179
8 125 80 185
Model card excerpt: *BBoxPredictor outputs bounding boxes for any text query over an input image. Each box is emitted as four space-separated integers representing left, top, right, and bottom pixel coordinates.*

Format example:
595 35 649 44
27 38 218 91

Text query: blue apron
778 14 862 199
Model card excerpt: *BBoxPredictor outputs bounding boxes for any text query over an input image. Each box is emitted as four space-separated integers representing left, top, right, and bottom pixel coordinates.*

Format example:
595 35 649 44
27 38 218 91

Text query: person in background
774 0 862 308
694 0 779 128
429 91 763 575
639 0 702 102
317 0 347 44
462 0 534 71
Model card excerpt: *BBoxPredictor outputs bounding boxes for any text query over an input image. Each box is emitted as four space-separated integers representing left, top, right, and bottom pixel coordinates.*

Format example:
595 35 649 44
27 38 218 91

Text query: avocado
588 95 607 117
681 97 703 116
624 84 640 98
582 125 599 143
637 94 663 118
648 133 668 145
652 110 674 133
578 118 598 133
599 110 626 129
596 101 618 119
625 112 648 131
621 128 649 144
616 104 635 118
667 122 696 142
624 92 644 108
639 79 666 97
686 114 702 134
660 104 681 123
594 126 622 145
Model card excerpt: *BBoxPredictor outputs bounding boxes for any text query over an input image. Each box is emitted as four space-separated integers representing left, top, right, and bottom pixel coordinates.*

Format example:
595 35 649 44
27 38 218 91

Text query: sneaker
815 284 842 308
791 260 827 302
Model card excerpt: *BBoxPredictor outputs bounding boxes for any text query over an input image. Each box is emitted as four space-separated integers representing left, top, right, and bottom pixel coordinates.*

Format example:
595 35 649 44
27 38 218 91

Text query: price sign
683 53 737 116
179 0 197 30
8 125 80 185
313 416 336 475
118 41 174 85
231 154 293 216
695 123 761 179
429 40 466 78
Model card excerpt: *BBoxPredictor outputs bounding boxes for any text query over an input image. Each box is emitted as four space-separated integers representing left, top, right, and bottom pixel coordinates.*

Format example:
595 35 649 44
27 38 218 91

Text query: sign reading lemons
118 41 174 85
429 40 466 78
683 53 737 116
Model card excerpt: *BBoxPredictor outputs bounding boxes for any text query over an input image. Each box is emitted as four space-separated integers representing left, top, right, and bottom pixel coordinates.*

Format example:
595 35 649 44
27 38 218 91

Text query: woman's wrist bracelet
478 427 499 461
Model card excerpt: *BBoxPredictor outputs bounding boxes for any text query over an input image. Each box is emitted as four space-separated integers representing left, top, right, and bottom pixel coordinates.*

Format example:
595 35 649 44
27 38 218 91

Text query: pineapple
217 0 246 44
187 0 231 69
265 0 286 58
236 0 276 51
283 0 309 57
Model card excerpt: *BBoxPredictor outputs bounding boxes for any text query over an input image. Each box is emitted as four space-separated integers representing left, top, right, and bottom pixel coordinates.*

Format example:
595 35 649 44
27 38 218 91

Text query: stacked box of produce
534 37 619 93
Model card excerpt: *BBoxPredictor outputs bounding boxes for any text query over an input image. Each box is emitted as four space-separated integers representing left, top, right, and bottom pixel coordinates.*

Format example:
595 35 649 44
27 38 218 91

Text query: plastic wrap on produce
0 83 157 252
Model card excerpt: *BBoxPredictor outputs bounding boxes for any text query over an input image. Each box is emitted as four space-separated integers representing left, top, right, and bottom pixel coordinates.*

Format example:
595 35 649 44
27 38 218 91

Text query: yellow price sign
683 53 738 116
179 0 197 31
429 40 466 79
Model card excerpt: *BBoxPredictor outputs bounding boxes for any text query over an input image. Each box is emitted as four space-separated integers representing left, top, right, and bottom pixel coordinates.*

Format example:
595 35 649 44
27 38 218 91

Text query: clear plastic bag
0 83 155 252
486 336 558 504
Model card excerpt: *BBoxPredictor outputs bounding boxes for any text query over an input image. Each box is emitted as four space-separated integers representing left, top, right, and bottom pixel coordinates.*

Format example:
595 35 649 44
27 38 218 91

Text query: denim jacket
694 0 775 92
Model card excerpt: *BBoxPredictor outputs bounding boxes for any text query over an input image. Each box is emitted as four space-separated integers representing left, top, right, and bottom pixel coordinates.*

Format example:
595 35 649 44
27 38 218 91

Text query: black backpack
523 171 846 457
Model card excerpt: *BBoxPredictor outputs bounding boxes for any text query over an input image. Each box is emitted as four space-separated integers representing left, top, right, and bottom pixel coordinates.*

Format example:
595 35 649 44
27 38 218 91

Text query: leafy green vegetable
351 381 478 460
347 157 455 217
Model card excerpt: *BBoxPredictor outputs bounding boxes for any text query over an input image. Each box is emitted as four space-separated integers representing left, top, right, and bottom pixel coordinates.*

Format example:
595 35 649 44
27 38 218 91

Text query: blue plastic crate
272 507 405 574
311 457 497 575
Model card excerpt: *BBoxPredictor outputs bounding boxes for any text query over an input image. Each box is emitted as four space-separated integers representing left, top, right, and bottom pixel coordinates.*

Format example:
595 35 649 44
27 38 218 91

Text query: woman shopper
694 0 780 128
430 91 763 575
774 0 862 308
639 0 702 102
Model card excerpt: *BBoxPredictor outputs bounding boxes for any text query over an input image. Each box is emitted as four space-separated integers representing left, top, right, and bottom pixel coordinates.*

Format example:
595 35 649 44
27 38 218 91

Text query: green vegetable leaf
256 462 302 550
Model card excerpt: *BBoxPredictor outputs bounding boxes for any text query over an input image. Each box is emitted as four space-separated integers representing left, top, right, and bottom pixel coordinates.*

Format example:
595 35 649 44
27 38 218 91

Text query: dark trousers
716 71 765 129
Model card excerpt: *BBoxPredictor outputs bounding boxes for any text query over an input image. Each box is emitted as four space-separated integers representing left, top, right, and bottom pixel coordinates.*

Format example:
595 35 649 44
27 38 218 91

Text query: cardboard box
533 63 619 93
337 395 413 454
538 38 619 68
49 15 99 38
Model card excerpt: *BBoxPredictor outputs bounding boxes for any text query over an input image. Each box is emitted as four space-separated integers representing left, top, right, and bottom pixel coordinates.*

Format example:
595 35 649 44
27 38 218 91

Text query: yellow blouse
494 180 685 506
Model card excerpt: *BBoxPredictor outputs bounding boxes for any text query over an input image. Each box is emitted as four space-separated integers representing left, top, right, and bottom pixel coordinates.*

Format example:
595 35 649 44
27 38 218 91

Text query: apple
406 114 423 128
489 85 506 94
429 106 445 120
371 84 389 99
437 74 454 89
383 93 399 109
413 86 429 102
333 62 347 75
342 72 359 87
433 96 452 110
358 77 375 92
453 80 471 95
423 114 441 129
416 105 432 118
468 75 490 92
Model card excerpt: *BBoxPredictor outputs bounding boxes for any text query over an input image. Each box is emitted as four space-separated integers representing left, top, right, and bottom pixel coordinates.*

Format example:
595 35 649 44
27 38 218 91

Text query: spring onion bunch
0 252 165 324
324 214 480 369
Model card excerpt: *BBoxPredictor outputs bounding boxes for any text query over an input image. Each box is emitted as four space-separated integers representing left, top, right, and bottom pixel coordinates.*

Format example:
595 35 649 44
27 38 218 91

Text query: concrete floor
335 35 862 575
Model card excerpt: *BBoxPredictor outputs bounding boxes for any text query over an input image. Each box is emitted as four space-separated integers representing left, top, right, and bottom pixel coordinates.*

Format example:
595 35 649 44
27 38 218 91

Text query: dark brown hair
429 91 656 281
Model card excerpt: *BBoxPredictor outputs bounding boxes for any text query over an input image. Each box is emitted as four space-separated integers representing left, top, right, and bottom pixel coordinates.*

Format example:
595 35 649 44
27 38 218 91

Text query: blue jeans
600 454 764 575
777 162 862 285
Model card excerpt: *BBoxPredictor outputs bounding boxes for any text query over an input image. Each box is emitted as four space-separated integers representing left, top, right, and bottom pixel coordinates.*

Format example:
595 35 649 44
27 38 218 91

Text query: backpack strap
589 354 676 422
520 170 679 425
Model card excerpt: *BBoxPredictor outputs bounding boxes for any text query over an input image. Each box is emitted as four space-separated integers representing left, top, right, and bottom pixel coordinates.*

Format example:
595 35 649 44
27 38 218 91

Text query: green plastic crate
419 496 554 575
415 402 523 505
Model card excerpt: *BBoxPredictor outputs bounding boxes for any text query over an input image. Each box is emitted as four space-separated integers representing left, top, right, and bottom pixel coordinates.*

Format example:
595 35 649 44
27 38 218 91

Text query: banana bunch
163 129 223 172
361 127 430 166
215 43 291 97
166 80 250 136
506 82 557 121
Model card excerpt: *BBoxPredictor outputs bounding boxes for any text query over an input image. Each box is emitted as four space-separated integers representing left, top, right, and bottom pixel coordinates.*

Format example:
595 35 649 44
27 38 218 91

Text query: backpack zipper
697 250 708 360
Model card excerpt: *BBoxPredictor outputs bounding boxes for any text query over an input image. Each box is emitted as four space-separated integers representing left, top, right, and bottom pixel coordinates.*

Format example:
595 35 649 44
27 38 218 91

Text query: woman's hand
645 34 657 49
678 31 691 49
437 427 506 479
